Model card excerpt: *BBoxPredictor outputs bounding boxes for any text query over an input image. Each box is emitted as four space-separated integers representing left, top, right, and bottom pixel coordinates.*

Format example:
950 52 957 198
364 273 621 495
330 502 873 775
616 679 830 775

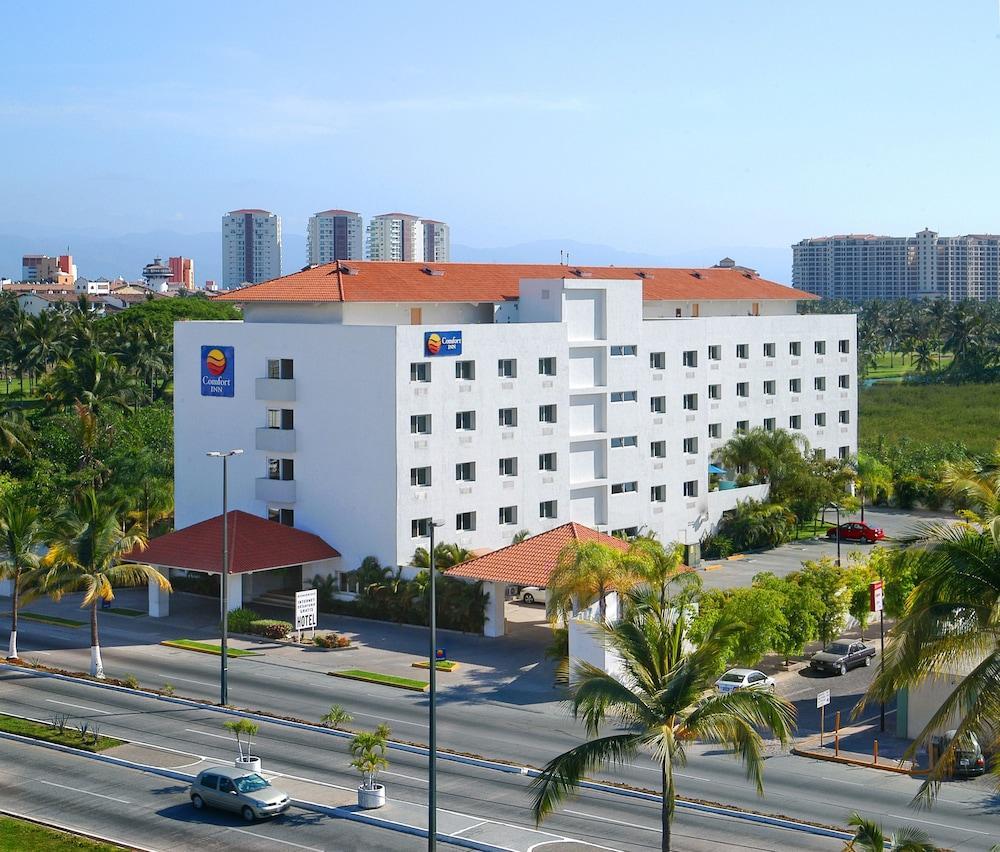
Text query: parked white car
518 586 547 605
714 668 775 694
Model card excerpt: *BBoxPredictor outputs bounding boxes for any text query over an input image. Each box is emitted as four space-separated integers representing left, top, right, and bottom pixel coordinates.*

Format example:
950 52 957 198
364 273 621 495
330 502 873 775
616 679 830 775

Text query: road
0 671 845 852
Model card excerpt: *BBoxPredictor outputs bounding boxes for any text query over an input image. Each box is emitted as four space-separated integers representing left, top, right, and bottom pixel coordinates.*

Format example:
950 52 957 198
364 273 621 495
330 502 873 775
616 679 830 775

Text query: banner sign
869 580 884 613
201 346 235 397
424 331 462 357
295 589 318 631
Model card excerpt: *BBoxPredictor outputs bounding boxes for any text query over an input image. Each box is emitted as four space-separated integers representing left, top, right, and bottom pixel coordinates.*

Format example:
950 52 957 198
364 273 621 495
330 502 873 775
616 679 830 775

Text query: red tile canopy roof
123 511 339 574
446 523 631 588
214 261 816 304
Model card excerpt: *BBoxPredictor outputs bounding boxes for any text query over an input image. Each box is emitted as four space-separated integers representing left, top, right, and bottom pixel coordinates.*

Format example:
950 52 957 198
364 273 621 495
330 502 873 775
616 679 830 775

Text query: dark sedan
826 522 885 543
809 640 876 676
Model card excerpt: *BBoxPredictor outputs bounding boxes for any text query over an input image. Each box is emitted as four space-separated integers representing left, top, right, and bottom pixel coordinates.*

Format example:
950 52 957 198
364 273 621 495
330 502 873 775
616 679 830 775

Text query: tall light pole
826 501 841 566
427 519 443 851
207 449 243 706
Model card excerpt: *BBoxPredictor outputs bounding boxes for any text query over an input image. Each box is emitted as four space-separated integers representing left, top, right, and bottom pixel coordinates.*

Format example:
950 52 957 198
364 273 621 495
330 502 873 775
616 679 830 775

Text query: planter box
357 784 385 809
235 756 262 773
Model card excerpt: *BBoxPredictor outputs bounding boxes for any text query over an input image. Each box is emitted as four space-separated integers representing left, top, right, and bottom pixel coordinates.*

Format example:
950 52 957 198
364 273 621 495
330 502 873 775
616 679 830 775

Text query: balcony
255 478 296 503
256 427 296 453
255 378 296 402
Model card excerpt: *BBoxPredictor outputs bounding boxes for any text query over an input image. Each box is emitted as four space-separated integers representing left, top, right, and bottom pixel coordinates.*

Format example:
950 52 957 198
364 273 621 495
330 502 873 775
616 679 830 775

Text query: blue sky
3 0 1000 260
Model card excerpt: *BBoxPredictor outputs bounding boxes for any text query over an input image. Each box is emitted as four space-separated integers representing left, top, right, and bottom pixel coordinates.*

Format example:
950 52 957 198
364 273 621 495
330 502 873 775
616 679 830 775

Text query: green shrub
123 674 140 689
248 618 292 639
227 607 260 633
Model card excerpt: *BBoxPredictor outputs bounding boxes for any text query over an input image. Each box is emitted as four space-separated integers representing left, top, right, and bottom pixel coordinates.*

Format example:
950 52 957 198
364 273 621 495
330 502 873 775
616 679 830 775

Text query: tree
715 499 796 551
855 453 893 523
717 586 788 667
41 350 142 415
27 488 171 678
716 427 810 496
0 409 32 459
752 572 820 664
0 497 44 659
844 811 934 852
847 562 877 640
350 723 391 791
410 542 473 570
320 704 354 729
548 540 637 622
530 609 795 852
223 718 259 762
939 439 1000 528
793 558 846 647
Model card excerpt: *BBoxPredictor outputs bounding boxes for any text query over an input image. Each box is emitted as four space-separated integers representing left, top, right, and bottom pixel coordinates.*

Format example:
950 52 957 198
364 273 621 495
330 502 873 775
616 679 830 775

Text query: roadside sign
869 580 884 613
294 589 318 631
816 689 831 709
435 648 447 661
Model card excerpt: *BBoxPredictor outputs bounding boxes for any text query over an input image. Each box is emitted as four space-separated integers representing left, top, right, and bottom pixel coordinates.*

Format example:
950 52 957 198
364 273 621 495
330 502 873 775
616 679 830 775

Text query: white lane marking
451 819 489 836
563 808 658 833
227 827 322 851
38 779 130 804
28 650 51 655
44 699 108 715
163 675 216 688
352 711 427 729
887 813 992 835
381 770 427 783
631 763 711 782
819 776 866 787
183 728 231 740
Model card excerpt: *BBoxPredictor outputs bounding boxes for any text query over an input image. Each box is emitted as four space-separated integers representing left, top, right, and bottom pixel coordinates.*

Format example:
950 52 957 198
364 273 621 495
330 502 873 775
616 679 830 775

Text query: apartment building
307 210 364 264
176 262 855 595
793 228 1000 301
21 254 76 285
366 213 425 261
422 220 450 262
168 256 195 288
222 209 282 289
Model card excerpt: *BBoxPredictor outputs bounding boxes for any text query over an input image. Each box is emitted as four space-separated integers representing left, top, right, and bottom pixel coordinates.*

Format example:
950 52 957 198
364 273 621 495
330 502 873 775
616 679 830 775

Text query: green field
860 383 999 455
865 351 953 382
0 816 125 851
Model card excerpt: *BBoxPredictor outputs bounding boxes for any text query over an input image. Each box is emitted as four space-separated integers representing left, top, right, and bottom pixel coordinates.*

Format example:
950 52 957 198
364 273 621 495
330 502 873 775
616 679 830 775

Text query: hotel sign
424 331 462 357
201 346 235 397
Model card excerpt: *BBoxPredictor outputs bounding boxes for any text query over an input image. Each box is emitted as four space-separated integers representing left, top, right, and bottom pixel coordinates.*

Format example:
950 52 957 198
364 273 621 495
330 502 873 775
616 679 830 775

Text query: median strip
329 669 429 692
0 712 122 753
411 660 460 672
0 813 129 852
160 639 261 658
18 612 86 628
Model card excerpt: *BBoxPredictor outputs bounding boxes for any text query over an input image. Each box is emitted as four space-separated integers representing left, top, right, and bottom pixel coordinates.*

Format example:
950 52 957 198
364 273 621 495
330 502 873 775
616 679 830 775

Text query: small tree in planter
350 723 391 809
224 718 261 772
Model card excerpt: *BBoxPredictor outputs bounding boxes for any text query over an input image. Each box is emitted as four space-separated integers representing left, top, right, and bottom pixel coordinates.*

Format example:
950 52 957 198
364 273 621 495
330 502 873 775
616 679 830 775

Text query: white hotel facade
175 261 856 597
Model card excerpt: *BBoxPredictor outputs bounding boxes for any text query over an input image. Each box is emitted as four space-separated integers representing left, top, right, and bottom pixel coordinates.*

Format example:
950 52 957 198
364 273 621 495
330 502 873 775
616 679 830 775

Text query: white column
483 581 506 638
226 573 243 611
148 571 170 617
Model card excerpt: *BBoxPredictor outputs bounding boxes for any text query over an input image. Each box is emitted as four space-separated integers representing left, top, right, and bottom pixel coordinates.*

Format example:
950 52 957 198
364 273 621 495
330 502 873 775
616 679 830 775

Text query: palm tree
511 529 531 545
939 440 1000 529
41 350 141 414
716 427 808 496
0 498 44 659
548 540 638 622
844 812 934 851
28 488 171 678
530 610 795 852
0 409 32 458
410 542 473 570
855 453 893 523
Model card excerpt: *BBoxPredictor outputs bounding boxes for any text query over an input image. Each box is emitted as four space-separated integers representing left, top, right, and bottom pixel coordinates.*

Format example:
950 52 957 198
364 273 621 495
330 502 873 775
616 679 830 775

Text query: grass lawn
0 816 126 851
105 607 145 617
411 659 460 672
860 383 1000 455
160 639 261 657
17 612 86 628
865 351 953 381
329 669 429 692
0 712 123 752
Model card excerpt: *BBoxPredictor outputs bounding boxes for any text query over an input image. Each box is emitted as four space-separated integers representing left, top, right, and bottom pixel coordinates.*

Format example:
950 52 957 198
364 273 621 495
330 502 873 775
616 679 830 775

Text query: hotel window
611 435 638 448
650 395 666 413
539 452 557 471
610 345 637 356
650 440 666 457
814 376 826 391
683 393 698 411
736 382 749 397
815 340 827 355
498 358 517 378
682 350 698 368
815 412 827 427
683 436 698 454
410 362 431 383
708 344 722 361
410 466 432 487
539 500 558 519
410 414 431 434
612 526 639 538
611 390 637 403
539 404 557 423
611 481 638 494
736 420 749 432
455 461 476 482
650 351 666 369
267 507 294 526
650 485 666 503
789 378 802 393
838 374 850 389
455 360 475 380
456 411 476 431
498 407 518 427
839 339 851 354
789 341 801 356
736 343 749 359
266 358 294 379
764 417 776 431
456 511 476 531
839 410 851 424
763 342 776 358
763 380 776 395
839 445 851 460
267 408 294 429
538 357 556 376
411 517 432 538
683 480 699 498
708 384 721 400
267 458 294 480
708 423 722 438
499 457 518 477
814 448 826 461
499 506 518 525
789 415 802 430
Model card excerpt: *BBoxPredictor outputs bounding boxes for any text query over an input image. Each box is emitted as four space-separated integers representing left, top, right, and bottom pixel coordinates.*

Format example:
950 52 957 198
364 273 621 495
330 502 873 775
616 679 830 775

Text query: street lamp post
207 449 243 706
826 502 842 566
428 519 443 851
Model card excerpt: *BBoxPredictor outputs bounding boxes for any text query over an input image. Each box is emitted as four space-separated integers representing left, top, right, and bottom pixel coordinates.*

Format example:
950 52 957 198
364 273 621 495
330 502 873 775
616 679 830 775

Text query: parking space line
563 808 658 832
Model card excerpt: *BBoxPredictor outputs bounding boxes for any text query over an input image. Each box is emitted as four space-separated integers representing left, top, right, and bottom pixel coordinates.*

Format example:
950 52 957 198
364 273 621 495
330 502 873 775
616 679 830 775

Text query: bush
700 534 734 560
123 674 140 689
314 632 352 648
227 607 260 633
248 619 292 639
336 634 351 647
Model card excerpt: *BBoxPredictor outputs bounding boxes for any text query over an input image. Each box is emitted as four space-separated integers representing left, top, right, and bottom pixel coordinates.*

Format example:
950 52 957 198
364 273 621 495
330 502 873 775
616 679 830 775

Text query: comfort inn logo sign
424 331 462 357
201 346 235 397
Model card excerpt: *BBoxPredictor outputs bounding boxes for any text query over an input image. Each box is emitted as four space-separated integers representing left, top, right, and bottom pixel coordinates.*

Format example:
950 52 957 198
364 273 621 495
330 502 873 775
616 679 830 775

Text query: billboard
424 331 462 357
201 346 235 397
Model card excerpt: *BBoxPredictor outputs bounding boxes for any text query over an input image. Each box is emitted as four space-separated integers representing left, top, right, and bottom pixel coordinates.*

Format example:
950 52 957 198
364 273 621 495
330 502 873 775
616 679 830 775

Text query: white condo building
307 210 364 264
222 209 282 289
173 261 856 618
366 213 425 262
422 220 450 262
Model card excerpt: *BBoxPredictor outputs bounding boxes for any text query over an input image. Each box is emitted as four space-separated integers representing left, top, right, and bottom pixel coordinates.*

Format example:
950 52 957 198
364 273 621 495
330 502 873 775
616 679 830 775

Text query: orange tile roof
215 261 814 304
446 523 630 587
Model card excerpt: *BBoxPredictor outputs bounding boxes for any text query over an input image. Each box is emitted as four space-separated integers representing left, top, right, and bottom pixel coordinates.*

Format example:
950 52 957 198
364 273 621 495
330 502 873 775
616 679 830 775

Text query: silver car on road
189 765 290 821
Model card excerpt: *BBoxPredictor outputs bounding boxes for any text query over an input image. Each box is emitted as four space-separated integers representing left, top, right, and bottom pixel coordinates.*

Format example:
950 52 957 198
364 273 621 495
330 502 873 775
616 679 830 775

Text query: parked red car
826 522 885 543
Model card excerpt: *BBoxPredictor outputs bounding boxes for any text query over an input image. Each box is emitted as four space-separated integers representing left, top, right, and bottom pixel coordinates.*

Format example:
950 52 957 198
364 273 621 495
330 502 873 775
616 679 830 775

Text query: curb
160 640 263 658
0 807 157 852
327 671 429 692
791 745 922 775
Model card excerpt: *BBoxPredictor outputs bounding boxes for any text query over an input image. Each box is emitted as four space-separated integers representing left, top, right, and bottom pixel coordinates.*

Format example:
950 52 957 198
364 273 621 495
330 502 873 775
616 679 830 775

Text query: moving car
826 522 885 543
935 730 987 777
715 668 775 694
809 640 876 675
518 586 547 605
190 766 290 822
